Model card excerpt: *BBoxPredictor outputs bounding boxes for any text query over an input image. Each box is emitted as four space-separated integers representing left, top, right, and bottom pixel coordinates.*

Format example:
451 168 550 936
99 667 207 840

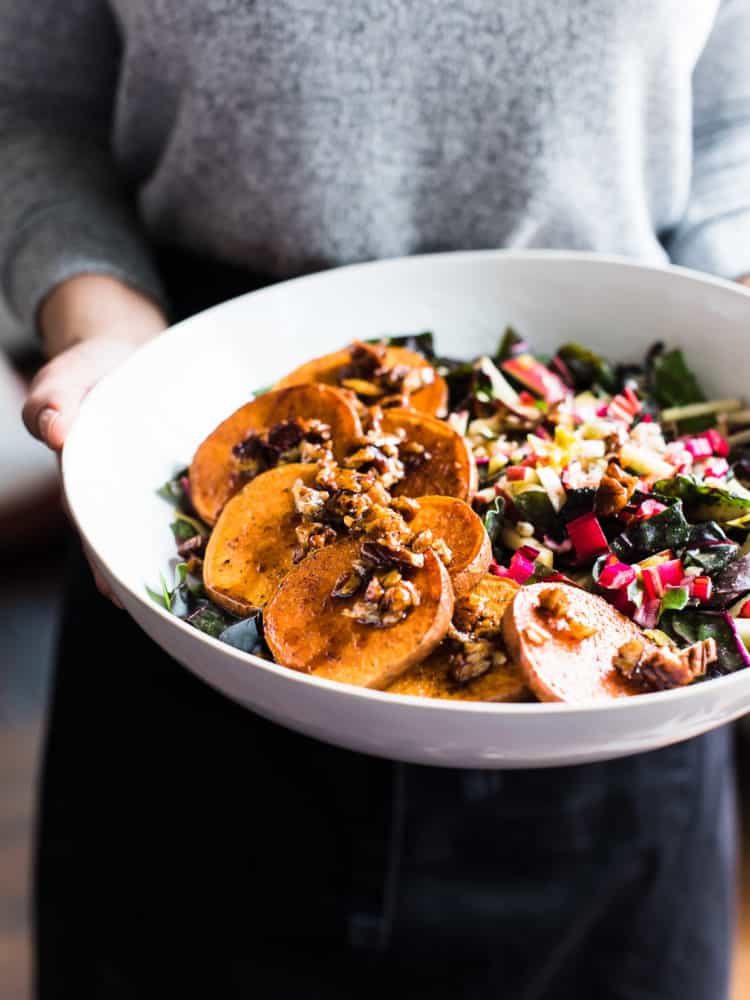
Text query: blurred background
1 311 749 999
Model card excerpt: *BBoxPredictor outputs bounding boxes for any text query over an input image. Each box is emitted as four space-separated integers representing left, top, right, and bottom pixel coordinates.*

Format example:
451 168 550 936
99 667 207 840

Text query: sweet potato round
189 384 361 524
379 409 477 501
203 463 319 615
264 539 454 688
276 344 448 416
387 575 527 701
409 495 491 596
503 582 643 703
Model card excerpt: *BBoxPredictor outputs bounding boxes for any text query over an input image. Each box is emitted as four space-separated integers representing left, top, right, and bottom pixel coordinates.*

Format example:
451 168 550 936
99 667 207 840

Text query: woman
5 2 749 997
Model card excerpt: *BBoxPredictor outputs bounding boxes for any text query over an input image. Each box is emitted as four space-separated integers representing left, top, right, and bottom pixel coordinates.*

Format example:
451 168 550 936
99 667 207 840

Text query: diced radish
566 512 610 562
701 429 729 458
508 550 537 584
634 499 668 521
657 559 684 588
608 397 636 425
518 545 541 562
475 456 490 467
740 599 750 619
501 354 568 405
623 386 641 412
543 534 574 554
595 403 610 418
506 466 533 482
683 437 713 460
598 562 637 590
518 390 537 406
691 576 713 602
641 565 664 600
640 413 653 424
633 599 660 629
704 458 729 479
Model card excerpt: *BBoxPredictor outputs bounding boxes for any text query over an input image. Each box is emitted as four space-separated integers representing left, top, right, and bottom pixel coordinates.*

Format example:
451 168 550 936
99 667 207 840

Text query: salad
151 332 750 703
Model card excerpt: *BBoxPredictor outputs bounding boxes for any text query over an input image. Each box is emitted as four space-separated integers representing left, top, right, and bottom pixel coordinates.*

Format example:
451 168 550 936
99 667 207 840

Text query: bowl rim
61 248 750 717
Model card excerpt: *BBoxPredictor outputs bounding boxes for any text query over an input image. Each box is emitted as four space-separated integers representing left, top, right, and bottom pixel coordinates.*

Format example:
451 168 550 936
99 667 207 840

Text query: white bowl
62 251 750 768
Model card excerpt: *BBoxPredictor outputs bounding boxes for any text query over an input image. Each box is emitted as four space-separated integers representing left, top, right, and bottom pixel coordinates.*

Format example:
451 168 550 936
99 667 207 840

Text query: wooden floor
1 549 750 999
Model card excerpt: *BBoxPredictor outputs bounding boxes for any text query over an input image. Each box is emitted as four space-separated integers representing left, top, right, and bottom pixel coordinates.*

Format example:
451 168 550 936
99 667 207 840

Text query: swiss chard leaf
654 475 750 524
712 552 750 599
218 613 265 654
157 468 190 507
661 609 750 675
495 327 528 363
380 331 436 359
611 500 690 561
650 348 705 410
185 603 232 638
482 496 506 560
684 544 740 576
555 343 618 393
511 488 557 535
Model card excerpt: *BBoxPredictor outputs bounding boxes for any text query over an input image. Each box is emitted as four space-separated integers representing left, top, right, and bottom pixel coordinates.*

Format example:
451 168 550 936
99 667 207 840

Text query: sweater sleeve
664 0 750 279
0 2 167 334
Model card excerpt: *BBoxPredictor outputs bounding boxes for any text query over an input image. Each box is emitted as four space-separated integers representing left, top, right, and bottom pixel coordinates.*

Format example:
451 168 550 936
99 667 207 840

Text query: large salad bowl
62 251 750 767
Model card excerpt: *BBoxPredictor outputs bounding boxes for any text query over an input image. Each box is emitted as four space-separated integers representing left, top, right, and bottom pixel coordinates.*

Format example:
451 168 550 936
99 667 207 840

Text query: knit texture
1 1 749 332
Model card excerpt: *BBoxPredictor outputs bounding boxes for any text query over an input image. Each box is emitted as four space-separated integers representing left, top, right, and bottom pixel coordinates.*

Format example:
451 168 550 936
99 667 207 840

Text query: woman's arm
663 0 750 280
0 1 167 334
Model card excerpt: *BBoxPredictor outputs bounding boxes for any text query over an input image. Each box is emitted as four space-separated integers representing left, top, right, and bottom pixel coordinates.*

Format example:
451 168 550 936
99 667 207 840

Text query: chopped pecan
331 565 366 598
360 539 425 570
291 479 329 518
391 496 420 519
536 587 596 640
613 637 717 691
380 579 420 626
176 534 206 559
595 461 638 517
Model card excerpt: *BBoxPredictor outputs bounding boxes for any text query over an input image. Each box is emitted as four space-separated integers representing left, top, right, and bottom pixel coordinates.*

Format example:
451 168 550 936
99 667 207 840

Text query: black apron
35 252 736 1000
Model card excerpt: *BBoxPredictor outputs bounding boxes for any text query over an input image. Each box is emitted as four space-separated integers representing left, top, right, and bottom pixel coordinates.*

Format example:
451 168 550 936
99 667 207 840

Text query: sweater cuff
667 207 750 282
3 199 169 333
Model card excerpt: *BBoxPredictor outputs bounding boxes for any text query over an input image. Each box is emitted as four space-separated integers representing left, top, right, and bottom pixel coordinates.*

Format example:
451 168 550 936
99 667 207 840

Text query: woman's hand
23 274 168 450
22 274 168 604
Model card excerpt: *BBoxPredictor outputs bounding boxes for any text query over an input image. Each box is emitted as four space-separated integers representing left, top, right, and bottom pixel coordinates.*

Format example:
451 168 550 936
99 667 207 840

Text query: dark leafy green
650 348 705 410
661 609 750 675
185 604 232 638
157 468 189 507
712 552 750 599
219 613 265 654
495 327 528 363
378 331 436 359
482 496 506 560
654 476 750 523
684 544 740 576
555 343 617 393
511 488 557 535
611 500 690 561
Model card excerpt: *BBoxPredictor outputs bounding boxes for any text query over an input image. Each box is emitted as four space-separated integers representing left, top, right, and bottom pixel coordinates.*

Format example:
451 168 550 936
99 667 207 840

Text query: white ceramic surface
62 251 750 768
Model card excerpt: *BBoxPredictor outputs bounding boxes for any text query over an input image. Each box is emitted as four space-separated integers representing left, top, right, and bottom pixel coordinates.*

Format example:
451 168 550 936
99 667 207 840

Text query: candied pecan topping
595 461 638 517
613 637 717 691
176 534 206 559
449 638 507 684
340 568 421 628
536 587 596 640
360 539 425 570
233 419 332 481
291 479 329 519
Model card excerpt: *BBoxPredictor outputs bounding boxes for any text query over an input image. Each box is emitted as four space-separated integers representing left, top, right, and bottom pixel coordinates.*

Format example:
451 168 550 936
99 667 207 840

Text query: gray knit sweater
1 1 749 333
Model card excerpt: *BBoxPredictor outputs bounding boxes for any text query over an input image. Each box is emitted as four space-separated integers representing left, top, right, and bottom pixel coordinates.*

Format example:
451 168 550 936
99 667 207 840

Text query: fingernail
38 408 59 442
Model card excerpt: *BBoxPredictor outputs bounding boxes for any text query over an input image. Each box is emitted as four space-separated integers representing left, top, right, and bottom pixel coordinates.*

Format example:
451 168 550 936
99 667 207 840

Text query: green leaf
157 468 189 505
511 487 557 535
611 500 690 561
251 383 274 398
556 343 618 393
661 609 750 674
659 586 690 619
482 496 506 559
650 349 708 430
185 604 231 638
495 327 527 363
383 331 436 359
145 584 168 609
654 475 750 523
219 613 264 653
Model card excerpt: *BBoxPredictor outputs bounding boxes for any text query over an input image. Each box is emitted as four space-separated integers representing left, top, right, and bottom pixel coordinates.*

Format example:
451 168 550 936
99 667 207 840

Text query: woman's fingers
23 336 140 451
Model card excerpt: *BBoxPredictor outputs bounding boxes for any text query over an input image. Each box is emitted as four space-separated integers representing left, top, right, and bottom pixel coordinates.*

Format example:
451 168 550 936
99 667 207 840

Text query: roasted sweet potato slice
203 463 319 615
388 576 528 701
503 582 643 702
264 539 454 688
276 344 448 416
386 646 528 702
409 495 491 596
379 409 477 501
189 384 361 524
